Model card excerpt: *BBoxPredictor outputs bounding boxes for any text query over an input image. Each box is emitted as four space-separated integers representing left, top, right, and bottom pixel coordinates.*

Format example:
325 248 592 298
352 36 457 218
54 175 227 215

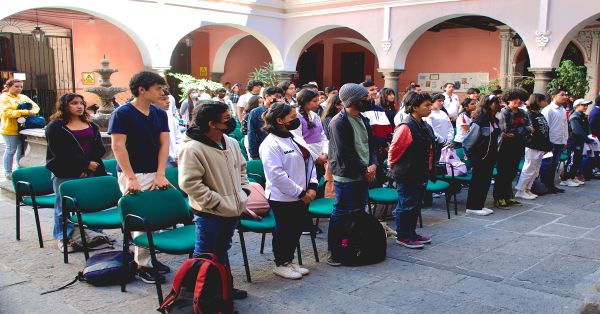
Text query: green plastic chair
246 159 265 186
119 188 194 307
230 128 244 141
425 180 452 221
60 176 123 263
239 138 248 161
102 159 118 177
12 166 55 248
368 187 397 220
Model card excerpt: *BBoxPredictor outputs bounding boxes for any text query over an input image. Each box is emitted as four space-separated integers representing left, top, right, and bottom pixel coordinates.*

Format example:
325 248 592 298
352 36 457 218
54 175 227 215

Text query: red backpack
159 254 233 314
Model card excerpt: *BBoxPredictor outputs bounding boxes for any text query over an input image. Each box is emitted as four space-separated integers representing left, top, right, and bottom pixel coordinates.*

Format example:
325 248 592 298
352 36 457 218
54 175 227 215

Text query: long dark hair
297 89 318 129
321 94 342 122
244 95 262 114
527 93 547 111
262 102 292 134
50 93 90 123
378 88 396 111
472 94 501 121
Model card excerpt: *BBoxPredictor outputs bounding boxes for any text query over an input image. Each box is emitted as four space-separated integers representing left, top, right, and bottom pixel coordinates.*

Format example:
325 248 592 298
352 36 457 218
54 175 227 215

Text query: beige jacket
178 133 249 218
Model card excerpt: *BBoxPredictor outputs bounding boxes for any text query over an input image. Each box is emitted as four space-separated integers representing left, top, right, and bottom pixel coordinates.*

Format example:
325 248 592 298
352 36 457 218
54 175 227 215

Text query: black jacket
45 120 107 178
569 111 593 147
526 111 553 151
328 109 378 179
388 115 435 182
465 115 501 165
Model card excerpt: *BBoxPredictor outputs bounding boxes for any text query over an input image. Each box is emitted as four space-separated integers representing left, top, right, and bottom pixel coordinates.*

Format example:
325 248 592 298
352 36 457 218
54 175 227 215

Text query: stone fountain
85 57 127 131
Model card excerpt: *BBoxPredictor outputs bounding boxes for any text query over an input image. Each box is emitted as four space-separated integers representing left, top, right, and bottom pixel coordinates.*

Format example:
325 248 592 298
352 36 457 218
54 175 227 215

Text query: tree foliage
248 62 278 87
547 60 589 99
167 72 223 99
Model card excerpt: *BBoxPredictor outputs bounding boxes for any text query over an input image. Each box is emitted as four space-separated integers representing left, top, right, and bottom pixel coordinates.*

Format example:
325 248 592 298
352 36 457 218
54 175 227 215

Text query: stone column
377 69 404 96
585 30 600 100
210 72 224 82
528 67 554 94
499 32 512 89
274 71 297 83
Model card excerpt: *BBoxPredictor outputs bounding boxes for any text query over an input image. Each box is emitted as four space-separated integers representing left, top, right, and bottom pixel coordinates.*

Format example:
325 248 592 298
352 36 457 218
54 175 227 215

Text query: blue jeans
52 174 98 240
394 180 426 240
328 180 368 257
540 144 564 189
2 134 24 175
193 214 238 267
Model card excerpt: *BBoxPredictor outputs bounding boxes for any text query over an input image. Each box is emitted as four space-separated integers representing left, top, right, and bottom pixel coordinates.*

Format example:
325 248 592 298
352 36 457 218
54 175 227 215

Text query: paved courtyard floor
1 176 600 313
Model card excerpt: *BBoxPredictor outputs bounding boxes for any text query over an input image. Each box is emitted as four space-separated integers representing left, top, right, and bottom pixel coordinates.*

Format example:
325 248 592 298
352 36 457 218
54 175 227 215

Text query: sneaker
414 234 432 244
466 208 493 216
515 190 535 200
482 208 494 214
289 262 309 276
57 240 75 253
495 199 510 208
507 199 522 206
395 237 425 249
560 179 580 187
326 255 342 267
153 261 171 274
232 288 248 300
525 190 538 198
432 192 445 198
574 177 585 185
136 267 166 284
273 262 302 279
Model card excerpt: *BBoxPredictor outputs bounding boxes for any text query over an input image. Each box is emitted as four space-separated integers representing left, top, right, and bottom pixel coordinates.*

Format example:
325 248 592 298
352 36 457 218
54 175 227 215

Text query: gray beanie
339 83 368 108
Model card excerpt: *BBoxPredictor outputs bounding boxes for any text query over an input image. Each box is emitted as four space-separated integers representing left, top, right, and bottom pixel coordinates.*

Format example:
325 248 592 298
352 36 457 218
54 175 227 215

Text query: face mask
220 118 237 134
284 118 301 131
191 93 199 99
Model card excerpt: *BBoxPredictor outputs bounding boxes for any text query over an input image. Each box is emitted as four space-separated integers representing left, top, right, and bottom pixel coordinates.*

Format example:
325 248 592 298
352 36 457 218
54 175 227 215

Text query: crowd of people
3 70 600 303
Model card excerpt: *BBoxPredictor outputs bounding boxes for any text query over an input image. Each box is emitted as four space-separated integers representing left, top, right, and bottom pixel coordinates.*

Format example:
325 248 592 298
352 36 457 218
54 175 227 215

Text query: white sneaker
466 209 492 216
560 180 580 187
58 240 75 253
273 263 302 279
289 262 309 276
525 190 538 198
515 190 536 200
573 178 585 185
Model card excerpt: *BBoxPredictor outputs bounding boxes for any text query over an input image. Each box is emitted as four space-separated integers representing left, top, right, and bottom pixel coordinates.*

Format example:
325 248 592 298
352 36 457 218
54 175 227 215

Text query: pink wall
220 36 271 85
190 32 210 78
401 27 501 96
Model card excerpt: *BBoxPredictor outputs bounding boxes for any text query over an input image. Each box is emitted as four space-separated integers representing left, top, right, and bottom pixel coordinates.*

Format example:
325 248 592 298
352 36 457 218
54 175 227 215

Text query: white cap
574 98 592 106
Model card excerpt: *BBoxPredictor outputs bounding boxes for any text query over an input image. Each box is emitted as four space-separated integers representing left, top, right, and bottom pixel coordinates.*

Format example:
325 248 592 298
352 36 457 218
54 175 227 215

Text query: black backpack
339 210 387 266
159 254 233 314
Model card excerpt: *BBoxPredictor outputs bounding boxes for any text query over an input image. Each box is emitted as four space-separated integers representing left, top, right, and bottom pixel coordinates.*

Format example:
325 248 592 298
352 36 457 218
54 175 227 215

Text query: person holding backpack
388 92 435 249
260 102 317 280
178 101 249 299
514 93 552 199
463 95 502 216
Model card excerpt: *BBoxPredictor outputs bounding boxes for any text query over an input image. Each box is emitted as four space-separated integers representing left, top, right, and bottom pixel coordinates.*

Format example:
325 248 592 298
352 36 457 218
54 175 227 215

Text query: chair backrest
118 188 189 232
165 167 187 197
12 166 54 196
60 176 122 213
238 139 248 161
102 159 118 177
246 159 265 184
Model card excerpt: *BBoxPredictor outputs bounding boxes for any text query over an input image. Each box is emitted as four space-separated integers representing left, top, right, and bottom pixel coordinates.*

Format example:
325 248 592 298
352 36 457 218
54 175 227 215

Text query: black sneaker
136 267 166 284
154 261 171 274
326 255 342 267
232 288 248 300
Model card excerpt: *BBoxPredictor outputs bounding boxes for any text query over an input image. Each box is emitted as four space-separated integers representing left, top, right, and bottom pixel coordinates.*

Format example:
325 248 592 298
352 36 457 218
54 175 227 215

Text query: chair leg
15 200 20 241
238 231 251 282
445 193 451 220
32 206 43 248
260 233 266 254
453 192 458 215
418 209 423 228
63 214 69 264
296 242 303 266
310 229 319 263
121 233 129 292
76 213 89 260
148 242 164 307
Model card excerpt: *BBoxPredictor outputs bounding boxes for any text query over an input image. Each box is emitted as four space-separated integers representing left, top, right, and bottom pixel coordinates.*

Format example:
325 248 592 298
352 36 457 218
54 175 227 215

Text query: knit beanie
339 83 368 108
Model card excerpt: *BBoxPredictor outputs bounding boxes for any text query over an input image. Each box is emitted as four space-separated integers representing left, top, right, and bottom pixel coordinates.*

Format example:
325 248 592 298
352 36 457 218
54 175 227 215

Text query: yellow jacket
0 93 40 136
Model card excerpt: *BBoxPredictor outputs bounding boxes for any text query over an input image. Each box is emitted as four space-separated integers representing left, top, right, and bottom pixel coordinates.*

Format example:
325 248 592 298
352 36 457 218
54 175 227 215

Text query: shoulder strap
159 259 197 310
40 274 81 295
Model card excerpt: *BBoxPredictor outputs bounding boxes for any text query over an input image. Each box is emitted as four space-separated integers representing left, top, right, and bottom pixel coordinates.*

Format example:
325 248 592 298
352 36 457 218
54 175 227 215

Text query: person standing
108 71 172 284
247 86 283 160
442 83 460 122
540 89 569 193
236 80 264 121
179 101 249 299
0 78 40 179
561 99 593 186
290 89 328 171
260 102 316 279
378 88 398 129
453 97 477 148
213 87 235 115
179 88 198 126
388 92 435 249
514 93 552 199
424 93 454 150
464 95 502 216
278 81 297 107
493 89 532 208
327 83 378 266
156 89 182 167
45 93 107 252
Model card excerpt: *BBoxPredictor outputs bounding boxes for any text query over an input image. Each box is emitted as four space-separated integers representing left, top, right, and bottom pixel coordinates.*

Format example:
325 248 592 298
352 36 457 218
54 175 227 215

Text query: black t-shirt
107 103 169 173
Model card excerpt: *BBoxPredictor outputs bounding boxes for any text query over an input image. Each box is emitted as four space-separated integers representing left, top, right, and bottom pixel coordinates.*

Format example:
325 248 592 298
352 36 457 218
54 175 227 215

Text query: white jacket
259 133 318 202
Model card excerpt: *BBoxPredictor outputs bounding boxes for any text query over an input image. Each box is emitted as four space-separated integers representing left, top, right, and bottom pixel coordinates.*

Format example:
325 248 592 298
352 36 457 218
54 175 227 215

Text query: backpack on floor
159 254 233 314
339 210 387 266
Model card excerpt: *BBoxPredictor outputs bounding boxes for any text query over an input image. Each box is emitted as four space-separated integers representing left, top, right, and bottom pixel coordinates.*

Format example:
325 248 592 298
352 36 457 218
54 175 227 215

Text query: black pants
540 144 564 189
493 140 524 200
269 200 309 266
561 146 583 180
466 155 496 209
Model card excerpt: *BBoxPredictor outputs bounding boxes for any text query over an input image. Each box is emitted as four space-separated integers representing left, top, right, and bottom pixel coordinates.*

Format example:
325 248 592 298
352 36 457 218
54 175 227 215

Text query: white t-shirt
237 92 254 109
443 93 460 119
454 112 472 143
424 109 453 144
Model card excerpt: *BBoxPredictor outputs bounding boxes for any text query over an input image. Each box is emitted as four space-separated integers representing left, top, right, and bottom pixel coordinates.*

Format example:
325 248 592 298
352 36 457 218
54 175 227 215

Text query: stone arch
550 13 600 68
212 34 249 73
0 2 153 67
284 25 380 70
